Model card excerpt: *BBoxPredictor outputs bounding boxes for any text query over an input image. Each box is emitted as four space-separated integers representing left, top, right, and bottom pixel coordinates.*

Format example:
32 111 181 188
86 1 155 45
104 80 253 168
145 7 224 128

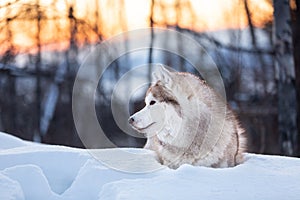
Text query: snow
0 132 300 200
0 173 24 200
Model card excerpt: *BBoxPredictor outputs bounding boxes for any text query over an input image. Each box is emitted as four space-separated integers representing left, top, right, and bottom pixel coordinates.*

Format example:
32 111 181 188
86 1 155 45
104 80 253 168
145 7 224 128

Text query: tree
273 0 298 156
292 0 300 156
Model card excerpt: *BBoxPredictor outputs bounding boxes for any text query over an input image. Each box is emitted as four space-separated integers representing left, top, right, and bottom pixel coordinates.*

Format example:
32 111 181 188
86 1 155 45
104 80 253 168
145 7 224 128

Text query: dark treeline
0 0 299 157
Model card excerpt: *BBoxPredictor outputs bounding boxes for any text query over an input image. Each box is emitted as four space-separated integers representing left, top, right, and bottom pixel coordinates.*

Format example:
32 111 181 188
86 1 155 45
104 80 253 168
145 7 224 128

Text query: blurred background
0 0 299 157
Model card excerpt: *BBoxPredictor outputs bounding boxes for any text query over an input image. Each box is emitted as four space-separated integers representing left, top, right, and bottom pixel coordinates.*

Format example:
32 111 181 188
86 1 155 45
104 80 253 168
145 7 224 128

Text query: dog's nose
128 117 135 124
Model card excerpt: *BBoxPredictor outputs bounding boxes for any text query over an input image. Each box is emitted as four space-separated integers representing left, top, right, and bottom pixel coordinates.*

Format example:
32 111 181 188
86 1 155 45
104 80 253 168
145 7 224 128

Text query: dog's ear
152 65 173 85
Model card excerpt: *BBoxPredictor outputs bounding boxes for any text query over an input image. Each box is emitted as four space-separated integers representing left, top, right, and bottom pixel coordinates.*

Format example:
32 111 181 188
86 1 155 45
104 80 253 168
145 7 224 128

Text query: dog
129 66 246 169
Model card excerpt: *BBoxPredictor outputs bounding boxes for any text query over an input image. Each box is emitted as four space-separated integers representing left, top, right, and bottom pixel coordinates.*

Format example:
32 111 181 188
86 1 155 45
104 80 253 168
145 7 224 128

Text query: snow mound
0 132 300 200
0 132 28 150
99 155 300 200
0 173 24 200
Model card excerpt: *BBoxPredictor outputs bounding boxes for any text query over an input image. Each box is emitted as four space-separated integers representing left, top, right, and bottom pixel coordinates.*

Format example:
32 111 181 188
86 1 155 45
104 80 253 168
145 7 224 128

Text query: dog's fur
129 66 246 169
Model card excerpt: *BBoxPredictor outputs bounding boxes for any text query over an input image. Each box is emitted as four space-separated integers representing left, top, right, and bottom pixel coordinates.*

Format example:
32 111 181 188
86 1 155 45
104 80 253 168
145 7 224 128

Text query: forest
0 0 299 157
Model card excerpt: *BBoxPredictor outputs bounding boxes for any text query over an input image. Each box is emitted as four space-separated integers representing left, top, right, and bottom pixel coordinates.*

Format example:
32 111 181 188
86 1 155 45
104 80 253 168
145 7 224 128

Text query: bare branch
172 25 275 55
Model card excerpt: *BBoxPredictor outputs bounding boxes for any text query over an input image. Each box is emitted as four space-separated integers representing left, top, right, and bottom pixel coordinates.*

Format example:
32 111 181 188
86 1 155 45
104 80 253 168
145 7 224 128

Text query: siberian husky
129 66 246 169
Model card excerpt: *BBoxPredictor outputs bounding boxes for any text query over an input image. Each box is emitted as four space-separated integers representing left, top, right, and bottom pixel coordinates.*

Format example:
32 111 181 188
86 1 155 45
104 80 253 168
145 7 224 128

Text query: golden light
124 0 151 31
0 0 274 54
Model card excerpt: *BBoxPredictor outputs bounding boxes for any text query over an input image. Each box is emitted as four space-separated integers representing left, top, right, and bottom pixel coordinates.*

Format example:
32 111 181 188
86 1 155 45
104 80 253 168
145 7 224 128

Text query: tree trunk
292 0 300 156
148 0 155 83
273 0 298 156
35 1 42 142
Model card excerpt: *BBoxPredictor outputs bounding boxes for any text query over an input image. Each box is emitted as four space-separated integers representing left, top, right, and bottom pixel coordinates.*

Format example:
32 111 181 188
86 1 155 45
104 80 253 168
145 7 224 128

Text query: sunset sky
0 0 273 53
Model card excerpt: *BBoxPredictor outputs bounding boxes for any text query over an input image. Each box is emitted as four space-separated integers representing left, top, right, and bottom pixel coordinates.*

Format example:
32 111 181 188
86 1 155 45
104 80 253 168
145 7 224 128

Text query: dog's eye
149 100 156 105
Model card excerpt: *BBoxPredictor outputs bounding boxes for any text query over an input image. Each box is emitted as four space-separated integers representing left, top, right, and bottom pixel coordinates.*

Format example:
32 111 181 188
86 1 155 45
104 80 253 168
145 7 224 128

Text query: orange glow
0 0 274 54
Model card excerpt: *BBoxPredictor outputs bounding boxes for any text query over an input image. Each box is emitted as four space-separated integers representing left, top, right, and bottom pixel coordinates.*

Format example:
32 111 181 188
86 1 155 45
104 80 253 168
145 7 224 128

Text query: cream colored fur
129 66 246 169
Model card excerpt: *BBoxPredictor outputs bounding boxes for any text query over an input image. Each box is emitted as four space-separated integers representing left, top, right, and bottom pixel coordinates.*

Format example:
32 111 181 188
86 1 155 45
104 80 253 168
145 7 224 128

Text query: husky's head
128 66 188 142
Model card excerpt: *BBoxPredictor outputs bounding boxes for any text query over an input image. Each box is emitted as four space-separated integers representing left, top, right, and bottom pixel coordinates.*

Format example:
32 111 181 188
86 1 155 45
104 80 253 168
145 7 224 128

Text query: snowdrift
0 132 300 200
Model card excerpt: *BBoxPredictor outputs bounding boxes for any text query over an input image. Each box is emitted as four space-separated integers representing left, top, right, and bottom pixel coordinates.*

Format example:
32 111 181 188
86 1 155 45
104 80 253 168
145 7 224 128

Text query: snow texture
0 132 300 200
